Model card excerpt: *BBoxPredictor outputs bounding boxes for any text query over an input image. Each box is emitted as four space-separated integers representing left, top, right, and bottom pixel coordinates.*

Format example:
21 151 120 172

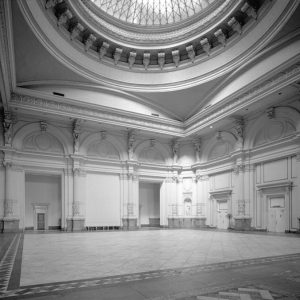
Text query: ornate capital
128 130 136 160
73 119 81 154
3 111 13 146
171 140 179 164
40 121 47 132
266 107 275 119
73 168 86 177
233 164 245 174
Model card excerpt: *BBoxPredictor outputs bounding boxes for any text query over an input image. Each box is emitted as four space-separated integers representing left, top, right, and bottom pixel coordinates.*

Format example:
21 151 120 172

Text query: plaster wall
85 173 121 226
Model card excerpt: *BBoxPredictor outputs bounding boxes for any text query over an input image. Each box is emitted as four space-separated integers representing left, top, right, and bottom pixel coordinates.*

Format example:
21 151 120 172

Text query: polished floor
20 230 300 285
1 229 300 299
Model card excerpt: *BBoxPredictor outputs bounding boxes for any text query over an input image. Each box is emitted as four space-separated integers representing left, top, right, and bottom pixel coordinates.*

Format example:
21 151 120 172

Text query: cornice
184 63 300 135
186 29 300 118
8 63 300 139
17 80 182 120
9 92 184 137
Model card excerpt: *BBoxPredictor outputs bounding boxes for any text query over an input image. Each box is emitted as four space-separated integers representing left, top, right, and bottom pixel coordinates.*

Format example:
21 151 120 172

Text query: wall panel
263 158 288 182
86 173 120 226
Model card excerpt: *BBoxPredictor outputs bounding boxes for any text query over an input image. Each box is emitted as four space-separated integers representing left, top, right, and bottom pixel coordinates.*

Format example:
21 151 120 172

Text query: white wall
85 173 121 226
25 174 61 228
139 182 160 225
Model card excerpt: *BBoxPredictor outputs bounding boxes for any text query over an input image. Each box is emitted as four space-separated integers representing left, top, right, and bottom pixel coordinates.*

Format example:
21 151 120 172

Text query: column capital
73 168 86 177
196 175 209 182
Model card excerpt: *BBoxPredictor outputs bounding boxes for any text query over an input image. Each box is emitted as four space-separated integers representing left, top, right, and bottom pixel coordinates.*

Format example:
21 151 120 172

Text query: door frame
32 204 49 230
257 181 292 232
138 178 163 227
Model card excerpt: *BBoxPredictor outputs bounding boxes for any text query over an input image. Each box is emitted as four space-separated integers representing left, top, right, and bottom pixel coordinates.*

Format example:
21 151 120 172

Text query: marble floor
20 230 300 286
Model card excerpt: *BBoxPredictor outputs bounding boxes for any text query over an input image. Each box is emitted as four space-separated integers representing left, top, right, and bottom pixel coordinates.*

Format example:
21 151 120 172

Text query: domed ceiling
90 0 216 26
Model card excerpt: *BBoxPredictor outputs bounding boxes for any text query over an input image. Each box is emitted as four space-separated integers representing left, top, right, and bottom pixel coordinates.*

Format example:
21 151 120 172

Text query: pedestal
168 218 181 228
1 218 20 232
192 217 207 228
149 218 160 227
234 217 252 231
168 217 207 228
122 218 138 230
66 218 85 231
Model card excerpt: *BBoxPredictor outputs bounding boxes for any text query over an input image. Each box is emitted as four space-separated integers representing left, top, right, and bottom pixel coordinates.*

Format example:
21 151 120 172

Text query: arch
13 122 70 154
87 140 120 160
135 140 171 165
202 131 235 162
80 132 126 161
245 106 299 149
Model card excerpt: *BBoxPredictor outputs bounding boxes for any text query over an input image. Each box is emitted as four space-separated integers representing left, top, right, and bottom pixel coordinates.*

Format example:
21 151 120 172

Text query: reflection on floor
0 229 300 299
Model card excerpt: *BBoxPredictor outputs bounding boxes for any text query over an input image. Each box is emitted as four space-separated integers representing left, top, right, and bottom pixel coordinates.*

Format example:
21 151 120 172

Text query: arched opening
139 182 161 227
25 173 62 231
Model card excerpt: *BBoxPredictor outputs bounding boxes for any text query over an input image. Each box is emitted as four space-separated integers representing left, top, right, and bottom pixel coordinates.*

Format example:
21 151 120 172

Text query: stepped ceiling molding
17 0 298 91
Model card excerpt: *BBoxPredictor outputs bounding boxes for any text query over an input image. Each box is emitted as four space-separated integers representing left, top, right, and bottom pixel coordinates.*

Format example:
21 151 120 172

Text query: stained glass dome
90 0 217 26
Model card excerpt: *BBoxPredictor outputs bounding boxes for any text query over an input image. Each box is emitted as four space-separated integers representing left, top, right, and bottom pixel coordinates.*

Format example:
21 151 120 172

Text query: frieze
10 93 183 135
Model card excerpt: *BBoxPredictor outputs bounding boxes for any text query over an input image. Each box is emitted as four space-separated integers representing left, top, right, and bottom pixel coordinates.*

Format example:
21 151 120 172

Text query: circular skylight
90 0 217 26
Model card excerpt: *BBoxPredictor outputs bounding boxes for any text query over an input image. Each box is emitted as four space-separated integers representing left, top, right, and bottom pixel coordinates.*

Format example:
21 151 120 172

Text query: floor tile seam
7 252 300 298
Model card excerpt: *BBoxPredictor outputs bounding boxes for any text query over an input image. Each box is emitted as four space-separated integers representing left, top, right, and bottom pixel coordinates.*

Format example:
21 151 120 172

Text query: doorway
217 201 229 229
267 196 286 232
25 174 62 231
37 213 45 230
139 182 160 227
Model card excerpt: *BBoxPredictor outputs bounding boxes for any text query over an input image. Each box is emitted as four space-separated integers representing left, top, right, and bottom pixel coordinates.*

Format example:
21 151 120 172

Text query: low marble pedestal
168 217 207 228
66 218 85 231
192 217 207 228
1 218 20 232
122 218 138 230
234 216 252 231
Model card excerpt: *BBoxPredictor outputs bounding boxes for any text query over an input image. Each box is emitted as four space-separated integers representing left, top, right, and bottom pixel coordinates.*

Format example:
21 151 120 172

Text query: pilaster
67 156 86 231
233 163 252 230
122 161 139 230
1 159 20 232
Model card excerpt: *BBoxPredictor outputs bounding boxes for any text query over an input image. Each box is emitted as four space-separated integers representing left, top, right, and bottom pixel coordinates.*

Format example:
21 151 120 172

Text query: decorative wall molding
186 64 300 135
256 180 293 191
10 93 184 136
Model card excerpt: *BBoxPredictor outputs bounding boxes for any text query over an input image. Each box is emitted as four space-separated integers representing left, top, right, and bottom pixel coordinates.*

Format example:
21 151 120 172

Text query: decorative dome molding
90 0 218 27
18 0 298 91
45 0 262 70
